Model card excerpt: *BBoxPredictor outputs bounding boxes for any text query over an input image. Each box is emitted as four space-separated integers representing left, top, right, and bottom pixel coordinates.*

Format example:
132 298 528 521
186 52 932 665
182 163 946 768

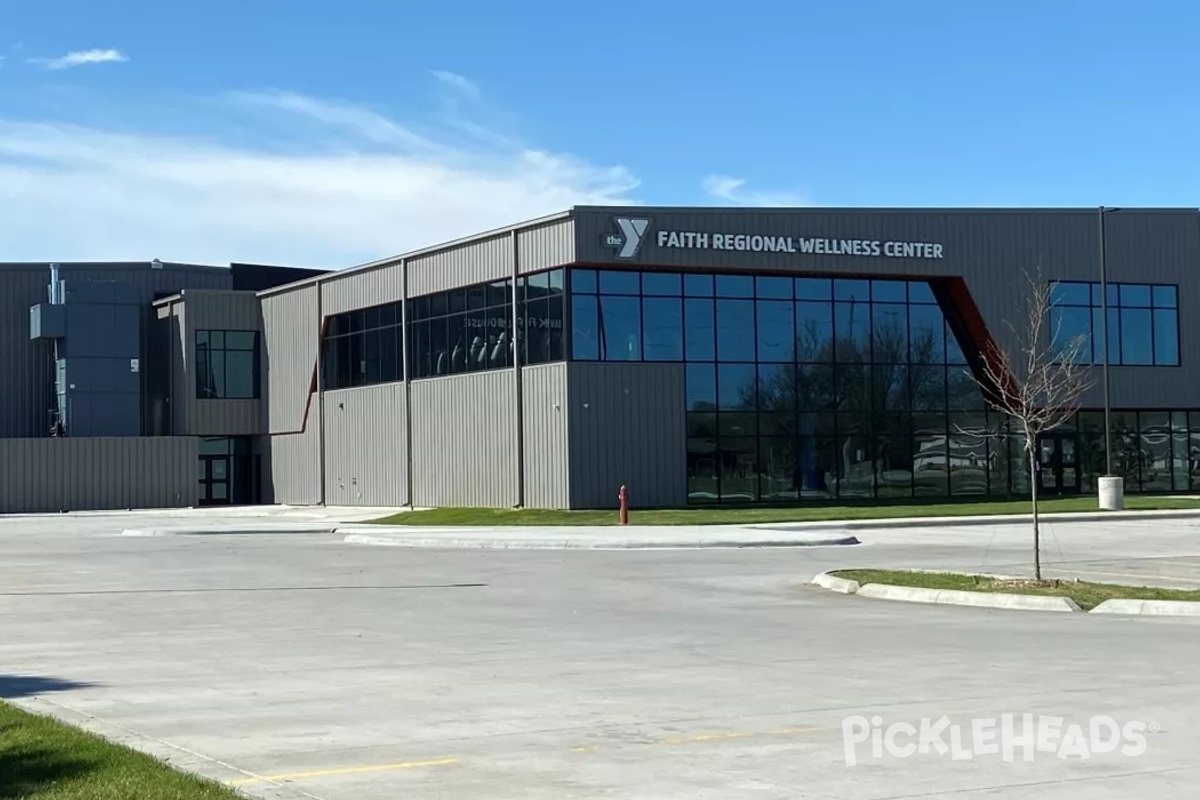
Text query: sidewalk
336 525 861 549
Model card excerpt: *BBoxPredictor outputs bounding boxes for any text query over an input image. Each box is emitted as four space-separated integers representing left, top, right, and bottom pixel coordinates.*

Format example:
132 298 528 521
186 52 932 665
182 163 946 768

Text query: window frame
195 329 261 400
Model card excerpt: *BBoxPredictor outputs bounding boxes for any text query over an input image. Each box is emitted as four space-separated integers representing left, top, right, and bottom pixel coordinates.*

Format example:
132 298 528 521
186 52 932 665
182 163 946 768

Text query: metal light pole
1098 206 1113 476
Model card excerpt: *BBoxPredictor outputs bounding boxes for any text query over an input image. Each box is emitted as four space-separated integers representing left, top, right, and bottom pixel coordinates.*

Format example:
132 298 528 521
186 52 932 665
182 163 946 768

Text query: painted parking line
228 726 822 786
573 725 821 753
227 757 460 786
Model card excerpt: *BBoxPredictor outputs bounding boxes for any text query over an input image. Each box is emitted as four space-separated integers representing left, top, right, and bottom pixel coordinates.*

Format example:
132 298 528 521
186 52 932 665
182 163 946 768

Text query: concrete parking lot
3 508 1200 799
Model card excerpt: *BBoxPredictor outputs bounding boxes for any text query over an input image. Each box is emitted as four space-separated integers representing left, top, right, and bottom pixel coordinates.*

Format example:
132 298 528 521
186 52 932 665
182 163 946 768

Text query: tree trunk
1028 445 1041 581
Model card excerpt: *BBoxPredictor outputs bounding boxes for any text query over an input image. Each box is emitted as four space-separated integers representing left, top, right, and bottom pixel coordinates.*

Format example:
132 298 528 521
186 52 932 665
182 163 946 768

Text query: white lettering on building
654 231 944 259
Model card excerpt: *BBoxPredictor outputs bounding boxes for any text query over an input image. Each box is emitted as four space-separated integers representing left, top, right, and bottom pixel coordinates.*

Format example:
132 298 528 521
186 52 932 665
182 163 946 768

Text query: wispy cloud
430 70 481 100
701 174 808 206
27 48 128 70
0 76 638 267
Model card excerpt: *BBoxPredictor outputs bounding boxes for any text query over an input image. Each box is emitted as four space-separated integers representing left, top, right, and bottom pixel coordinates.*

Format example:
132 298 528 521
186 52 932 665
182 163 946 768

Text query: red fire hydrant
618 485 629 525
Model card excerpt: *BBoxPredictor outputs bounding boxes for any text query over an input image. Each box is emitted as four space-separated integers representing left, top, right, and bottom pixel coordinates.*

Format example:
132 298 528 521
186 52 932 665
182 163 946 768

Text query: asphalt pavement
3 507 1200 799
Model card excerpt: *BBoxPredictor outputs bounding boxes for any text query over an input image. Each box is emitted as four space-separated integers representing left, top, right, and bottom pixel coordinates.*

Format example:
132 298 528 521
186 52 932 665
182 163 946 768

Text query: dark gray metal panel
178 290 265 436
573 207 1200 411
407 235 513 297
410 371 517 507
517 218 575 274
0 435 198 513
323 383 408 506
566 362 687 509
260 285 319 434
0 262 232 438
321 264 404 316
521 363 569 508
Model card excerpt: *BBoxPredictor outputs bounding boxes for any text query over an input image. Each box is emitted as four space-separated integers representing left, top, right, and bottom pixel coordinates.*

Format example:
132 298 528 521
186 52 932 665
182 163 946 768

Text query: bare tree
967 269 1097 581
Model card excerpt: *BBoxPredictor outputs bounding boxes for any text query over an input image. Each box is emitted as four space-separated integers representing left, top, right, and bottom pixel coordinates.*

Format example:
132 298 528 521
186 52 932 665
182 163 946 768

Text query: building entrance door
1036 430 1081 495
198 455 230 505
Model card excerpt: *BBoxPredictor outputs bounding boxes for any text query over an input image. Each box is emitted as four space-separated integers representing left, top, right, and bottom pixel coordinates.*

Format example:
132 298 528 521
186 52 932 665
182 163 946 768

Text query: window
1050 281 1180 366
196 330 259 399
323 301 403 390
321 269 565 390
567 269 994 504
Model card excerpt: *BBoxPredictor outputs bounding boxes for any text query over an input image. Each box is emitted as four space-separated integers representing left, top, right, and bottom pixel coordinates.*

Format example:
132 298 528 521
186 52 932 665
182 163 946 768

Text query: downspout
512 230 526 508
402 260 414 507
316 276 327 505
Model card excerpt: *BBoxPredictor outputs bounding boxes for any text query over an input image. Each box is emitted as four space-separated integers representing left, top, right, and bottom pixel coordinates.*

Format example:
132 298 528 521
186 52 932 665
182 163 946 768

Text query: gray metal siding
517 218 575 274
323 383 408 506
573 207 1200 411
521 363 570 508
321 264 404 316
567 362 687 509
260 286 319 434
169 302 187 435
0 263 231 439
177 290 265 436
410 371 517 507
0 436 198 513
407 235 513 296
262 427 321 505
258 285 321 504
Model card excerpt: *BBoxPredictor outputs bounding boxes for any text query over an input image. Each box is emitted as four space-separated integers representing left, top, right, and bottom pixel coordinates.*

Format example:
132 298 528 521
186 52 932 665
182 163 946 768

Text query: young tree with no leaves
968 269 1097 580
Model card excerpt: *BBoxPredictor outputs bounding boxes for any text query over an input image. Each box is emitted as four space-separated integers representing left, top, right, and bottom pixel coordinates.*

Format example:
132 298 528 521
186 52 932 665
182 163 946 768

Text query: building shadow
0 674 97 700
0 744 97 799
0 675 104 798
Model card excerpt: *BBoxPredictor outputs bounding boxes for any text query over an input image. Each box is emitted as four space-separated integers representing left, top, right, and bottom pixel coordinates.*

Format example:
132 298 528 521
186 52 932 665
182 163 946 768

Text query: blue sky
2 0 1197 267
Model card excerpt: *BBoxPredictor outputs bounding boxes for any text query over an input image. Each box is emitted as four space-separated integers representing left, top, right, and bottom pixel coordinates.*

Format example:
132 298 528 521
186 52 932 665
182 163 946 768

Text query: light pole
1098 206 1113 476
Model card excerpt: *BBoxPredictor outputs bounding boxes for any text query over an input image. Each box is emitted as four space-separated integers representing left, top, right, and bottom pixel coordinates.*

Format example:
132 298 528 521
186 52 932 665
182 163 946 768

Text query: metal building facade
6 207 1200 514
253 205 1200 510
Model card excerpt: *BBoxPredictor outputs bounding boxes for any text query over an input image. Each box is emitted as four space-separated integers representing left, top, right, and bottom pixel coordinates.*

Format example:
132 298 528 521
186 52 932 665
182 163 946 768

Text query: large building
2 207 1198 513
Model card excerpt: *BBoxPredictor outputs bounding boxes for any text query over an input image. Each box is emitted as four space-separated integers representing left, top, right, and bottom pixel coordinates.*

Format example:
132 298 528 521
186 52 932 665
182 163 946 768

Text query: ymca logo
603 217 651 259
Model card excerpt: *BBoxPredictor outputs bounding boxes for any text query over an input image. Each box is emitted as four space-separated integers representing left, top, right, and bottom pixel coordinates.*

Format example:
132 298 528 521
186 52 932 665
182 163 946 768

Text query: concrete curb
1089 599 1200 616
811 572 861 594
855 582 1083 612
339 530 861 550
122 524 339 537
750 508 1200 532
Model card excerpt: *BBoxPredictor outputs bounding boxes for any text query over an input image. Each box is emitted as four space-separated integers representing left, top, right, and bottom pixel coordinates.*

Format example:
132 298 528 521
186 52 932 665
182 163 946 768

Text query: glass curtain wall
321 268 565 390
568 268 1012 503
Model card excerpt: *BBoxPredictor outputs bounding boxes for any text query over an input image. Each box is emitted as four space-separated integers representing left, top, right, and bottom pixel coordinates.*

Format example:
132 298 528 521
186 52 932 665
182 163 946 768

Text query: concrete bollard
1098 476 1125 511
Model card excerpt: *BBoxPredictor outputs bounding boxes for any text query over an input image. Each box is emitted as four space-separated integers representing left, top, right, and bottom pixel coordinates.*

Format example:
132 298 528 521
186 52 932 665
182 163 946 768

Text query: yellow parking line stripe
228 757 460 785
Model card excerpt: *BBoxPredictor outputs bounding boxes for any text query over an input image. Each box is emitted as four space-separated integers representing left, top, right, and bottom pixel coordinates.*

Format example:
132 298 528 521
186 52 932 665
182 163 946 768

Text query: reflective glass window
196 329 259 399
643 297 684 361
716 299 756 361
599 295 642 360
684 299 716 361
755 300 794 363
716 274 754 298
642 272 682 297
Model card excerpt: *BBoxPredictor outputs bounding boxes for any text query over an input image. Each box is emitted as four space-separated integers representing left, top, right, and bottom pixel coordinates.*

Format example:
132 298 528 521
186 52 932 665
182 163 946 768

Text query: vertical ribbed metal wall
0 436 198 512
409 371 517 507
521 363 570 508
517 218 575 274
259 285 322 504
407 235 513 296
567 362 688 509
323 382 408 506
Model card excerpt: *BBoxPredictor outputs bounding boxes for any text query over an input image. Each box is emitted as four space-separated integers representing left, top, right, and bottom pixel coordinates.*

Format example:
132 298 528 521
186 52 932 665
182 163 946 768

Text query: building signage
604 217 944 260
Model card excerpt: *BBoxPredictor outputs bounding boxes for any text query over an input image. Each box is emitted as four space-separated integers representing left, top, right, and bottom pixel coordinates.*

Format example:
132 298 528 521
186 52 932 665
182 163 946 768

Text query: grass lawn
368 495 1200 527
0 701 241 800
832 569 1200 611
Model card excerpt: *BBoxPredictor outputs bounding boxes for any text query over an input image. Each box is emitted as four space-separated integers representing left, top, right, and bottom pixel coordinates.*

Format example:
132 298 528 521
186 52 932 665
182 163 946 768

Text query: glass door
198 455 231 505
1036 431 1081 495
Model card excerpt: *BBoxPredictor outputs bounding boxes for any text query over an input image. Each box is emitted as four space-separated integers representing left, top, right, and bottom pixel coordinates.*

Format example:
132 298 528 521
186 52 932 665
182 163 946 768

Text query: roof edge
258 209 574 298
